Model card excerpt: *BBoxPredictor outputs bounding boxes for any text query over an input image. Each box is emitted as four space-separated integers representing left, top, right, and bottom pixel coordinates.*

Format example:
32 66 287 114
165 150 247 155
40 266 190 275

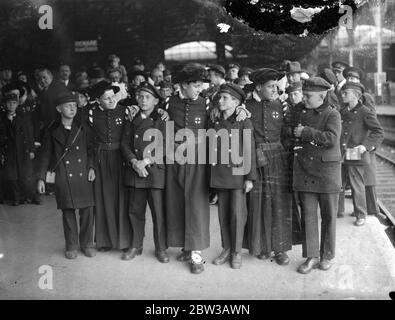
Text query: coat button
69 174 73 177
135 135 138 138
78 159 81 163
66 161 70 164
80 173 83 176
310 157 313 160
76 146 79 150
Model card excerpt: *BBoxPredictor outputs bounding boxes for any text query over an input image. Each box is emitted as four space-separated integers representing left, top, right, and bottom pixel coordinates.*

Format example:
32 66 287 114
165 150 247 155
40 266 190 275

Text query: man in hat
121 82 169 262
86 80 132 256
163 70 172 84
244 68 293 265
210 83 256 269
342 66 378 217
286 61 304 84
150 68 164 88
38 91 96 259
165 62 249 274
159 81 173 99
331 61 349 96
89 66 106 85
293 77 342 274
339 82 383 226
1 92 38 205
226 63 240 83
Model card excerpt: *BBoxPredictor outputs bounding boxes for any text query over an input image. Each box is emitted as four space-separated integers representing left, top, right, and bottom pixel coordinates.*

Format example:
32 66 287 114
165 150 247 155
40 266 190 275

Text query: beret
343 66 364 80
303 77 332 92
175 63 210 83
341 81 365 94
1 82 26 97
108 54 119 61
219 83 246 103
88 80 120 99
54 92 78 106
250 68 282 85
238 67 253 77
89 67 105 79
208 64 226 77
136 81 163 100
319 68 337 86
286 81 303 94
331 61 349 72
286 61 303 74
3 93 19 103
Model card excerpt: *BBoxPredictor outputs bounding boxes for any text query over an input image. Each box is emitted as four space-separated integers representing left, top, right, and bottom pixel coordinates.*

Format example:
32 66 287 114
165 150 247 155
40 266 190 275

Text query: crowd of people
0 53 384 275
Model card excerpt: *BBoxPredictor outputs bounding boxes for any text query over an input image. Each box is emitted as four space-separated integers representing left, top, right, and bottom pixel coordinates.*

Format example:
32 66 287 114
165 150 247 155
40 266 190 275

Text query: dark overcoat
1 109 35 181
209 113 256 189
293 103 342 193
340 102 384 166
121 109 166 189
38 120 95 209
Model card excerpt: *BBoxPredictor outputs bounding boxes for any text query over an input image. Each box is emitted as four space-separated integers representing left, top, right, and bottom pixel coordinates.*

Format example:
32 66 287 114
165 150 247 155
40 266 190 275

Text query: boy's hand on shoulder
244 180 253 193
29 152 35 160
37 180 45 194
210 107 220 122
88 168 96 182
157 108 170 121
131 159 149 178
235 104 250 122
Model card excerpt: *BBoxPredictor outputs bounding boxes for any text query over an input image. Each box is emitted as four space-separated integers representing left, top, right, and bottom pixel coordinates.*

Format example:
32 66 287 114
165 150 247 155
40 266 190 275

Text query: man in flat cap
210 83 256 269
86 80 133 257
293 77 342 274
339 82 383 226
121 82 169 263
331 61 349 96
165 63 249 274
244 68 293 266
341 66 378 218
38 91 96 259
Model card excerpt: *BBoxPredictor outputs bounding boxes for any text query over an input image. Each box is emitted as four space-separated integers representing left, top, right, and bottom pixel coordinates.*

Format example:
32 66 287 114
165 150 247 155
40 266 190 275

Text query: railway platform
0 195 394 300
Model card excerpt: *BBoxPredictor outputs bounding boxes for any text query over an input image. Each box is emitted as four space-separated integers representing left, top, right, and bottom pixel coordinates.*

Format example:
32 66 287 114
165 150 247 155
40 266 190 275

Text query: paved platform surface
0 195 394 300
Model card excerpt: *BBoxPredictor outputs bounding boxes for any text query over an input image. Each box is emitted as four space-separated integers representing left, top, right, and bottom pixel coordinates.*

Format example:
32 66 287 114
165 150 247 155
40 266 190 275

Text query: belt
96 142 121 150
256 142 282 151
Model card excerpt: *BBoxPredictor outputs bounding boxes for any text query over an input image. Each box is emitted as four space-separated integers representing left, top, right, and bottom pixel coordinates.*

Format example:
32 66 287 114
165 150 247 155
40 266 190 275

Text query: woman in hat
86 80 132 256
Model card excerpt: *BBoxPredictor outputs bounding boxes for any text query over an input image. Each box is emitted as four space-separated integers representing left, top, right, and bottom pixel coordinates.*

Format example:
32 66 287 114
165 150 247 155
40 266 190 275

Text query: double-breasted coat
165 94 211 251
1 108 35 181
38 120 95 210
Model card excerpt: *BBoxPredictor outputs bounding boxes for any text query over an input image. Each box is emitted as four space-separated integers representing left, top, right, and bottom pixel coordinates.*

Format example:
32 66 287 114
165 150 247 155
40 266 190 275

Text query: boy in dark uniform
293 77 342 274
210 83 256 269
165 63 249 274
339 82 384 226
86 80 132 256
37 92 96 259
121 82 169 263
1 93 38 205
244 68 293 265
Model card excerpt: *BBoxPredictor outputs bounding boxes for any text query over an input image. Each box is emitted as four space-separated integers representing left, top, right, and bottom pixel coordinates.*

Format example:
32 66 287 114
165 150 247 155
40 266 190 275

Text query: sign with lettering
74 40 98 52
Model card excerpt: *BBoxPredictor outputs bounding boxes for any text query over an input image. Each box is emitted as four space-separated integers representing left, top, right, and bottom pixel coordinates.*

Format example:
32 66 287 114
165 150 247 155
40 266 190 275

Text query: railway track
375 147 395 227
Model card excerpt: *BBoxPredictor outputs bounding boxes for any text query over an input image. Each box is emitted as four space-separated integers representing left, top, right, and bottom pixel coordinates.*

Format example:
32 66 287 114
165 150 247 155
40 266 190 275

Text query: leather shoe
82 248 96 258
297 257 320 274
31 198 42 205
212 248 231 265
177 250 191 262
155 250 170 263
337 212 344 218
231 252 242 269
190 262 204 274
350 211 356 217
65 250 78 259
354 217 365 226
121 247 143 260
98 247 112 252
275 252 290 265
257 252 271 260
319 258 332 271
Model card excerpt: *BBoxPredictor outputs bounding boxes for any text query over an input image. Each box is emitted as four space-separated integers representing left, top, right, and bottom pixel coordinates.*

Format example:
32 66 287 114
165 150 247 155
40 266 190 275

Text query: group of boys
0 58 384 276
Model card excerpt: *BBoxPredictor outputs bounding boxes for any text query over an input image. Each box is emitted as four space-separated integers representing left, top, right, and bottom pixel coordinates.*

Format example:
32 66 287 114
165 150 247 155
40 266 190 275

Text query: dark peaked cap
303 77 332 92
219 83 246 103
341 81 365 94
331 61 349 72
208 64 226 77
250 68 282 84
319 68 337 86
286 81 303 93
54 92 78 106
343 66 364 80
137 81 163 101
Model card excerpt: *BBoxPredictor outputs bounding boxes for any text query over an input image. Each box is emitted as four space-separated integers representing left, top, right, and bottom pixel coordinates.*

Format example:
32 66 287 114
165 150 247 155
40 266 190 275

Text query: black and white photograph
0 0 394 304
